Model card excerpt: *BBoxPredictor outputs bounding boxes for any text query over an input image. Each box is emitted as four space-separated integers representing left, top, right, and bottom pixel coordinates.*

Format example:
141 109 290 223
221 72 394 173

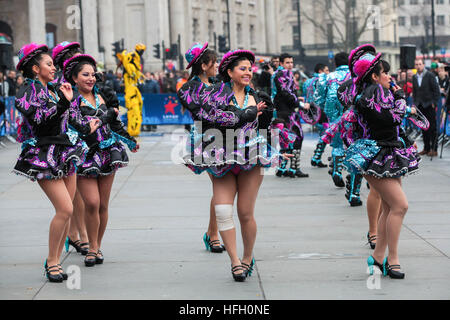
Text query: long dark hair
188 49 218 81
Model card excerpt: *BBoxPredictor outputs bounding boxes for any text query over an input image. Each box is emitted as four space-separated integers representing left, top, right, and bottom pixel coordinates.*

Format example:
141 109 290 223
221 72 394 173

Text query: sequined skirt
77 142 129 178
344 139 420 178
13 138 88 181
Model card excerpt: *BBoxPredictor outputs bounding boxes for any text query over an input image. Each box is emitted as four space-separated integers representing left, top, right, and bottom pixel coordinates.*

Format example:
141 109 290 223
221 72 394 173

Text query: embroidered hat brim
218 50 255 77
16 44 49 72
63 54 97 84
186 42 209 69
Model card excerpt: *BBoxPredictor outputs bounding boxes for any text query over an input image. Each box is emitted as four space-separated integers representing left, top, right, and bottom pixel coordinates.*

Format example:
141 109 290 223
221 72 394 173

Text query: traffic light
153 43 160 59
165 47 171 60
218 35 228 53
112 41 121 57
170 43 178 59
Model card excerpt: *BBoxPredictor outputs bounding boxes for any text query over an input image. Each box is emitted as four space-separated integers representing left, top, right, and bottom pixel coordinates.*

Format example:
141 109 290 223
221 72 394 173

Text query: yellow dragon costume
117 43 146 137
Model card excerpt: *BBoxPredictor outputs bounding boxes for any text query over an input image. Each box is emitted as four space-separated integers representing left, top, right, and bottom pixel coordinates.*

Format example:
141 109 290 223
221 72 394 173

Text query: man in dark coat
412 58 441 156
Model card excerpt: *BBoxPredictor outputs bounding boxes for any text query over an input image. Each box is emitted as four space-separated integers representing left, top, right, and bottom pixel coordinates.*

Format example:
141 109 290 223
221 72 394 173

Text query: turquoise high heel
242 258 255 277
367 256 383 276
202 232 225 253
64 237 69 252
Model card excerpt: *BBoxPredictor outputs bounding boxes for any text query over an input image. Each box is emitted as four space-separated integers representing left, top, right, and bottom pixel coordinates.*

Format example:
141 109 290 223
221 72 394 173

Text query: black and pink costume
272 67 308 178
177 80 279 177
13 79 91 181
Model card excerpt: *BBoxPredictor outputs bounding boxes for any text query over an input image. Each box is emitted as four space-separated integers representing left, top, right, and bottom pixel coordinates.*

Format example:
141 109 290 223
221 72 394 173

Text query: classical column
98 0 115 70
28 0 46 44
264 0 278 54
81 0 99 60
145 0 170 71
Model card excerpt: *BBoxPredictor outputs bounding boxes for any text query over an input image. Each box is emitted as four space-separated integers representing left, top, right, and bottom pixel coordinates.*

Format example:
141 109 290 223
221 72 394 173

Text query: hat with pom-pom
52 41 81 67
16 43 49 72
185 42 209 69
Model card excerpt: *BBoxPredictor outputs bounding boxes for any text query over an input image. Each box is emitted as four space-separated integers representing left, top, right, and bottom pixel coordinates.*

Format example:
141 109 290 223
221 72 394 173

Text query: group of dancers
177 42 424 281
13 41 139 282
13 39 423 284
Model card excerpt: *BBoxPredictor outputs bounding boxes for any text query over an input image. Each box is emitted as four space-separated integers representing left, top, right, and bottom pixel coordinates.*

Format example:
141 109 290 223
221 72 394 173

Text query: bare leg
97 173 115 251
210 173 240 271
73 191 89 246
236 166 264 265
56 175 77 260
38 178 74 273
365 176 408 267
366 182 382 245
77 177 101 255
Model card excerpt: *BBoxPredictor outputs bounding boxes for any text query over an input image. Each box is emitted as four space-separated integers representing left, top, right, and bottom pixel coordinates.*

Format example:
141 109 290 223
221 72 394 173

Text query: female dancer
345 50 420 279
178 49 280 281
13 43 100 282
52 41 89 255
63 54 139 267
183 42 225 253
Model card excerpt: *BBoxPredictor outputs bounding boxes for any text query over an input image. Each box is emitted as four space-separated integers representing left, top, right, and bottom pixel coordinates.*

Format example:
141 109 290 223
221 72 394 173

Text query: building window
250 24 255 46
46 23 57 48
398 16 406 26
410 0 418 4
398 0 405 5
237 23 242 45
410 16 420 26
326 0 332 9
437 15 445 25
436 0 444 3
192 18 199 42
208 20 214 43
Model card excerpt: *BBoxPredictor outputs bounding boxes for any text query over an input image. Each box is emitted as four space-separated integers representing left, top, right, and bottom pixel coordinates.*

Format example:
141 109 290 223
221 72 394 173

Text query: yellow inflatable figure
117 43 146 137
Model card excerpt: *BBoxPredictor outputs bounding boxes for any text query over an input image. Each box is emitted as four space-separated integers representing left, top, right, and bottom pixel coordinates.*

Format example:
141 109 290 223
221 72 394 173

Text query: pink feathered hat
218 49 255 78
63 54 97 85
185 42 209 69
52 41 81 66
351 48 382 84
348 44 376 77
16 43 49 72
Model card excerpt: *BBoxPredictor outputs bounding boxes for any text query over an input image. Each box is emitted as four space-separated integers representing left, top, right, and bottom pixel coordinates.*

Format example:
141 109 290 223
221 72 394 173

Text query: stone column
98 0 115 70
81 0 99 60
28 0 46 44
145 0 170 71
264 0 278 54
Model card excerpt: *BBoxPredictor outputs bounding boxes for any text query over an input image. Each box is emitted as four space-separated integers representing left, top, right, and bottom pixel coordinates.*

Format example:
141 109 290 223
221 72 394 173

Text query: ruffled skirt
13 139 88 181
77 142 128 178
183 125 280 178
344 139 420 178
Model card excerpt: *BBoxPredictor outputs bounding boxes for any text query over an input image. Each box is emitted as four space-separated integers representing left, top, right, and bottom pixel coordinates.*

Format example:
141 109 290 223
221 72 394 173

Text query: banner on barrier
117 93 193 126
0 97 18 137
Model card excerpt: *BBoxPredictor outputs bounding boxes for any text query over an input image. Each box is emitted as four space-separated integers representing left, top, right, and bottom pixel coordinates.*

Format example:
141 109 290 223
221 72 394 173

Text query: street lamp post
431 0 436 58
296 0 303 62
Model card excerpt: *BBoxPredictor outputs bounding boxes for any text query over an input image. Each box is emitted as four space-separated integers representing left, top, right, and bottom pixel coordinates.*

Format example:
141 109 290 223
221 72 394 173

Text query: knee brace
215 204 235 231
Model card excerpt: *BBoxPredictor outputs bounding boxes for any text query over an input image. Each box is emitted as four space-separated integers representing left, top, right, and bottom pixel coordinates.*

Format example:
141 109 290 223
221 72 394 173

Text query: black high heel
58 264 68 280
85 251 97 267
231 264 247 282
367 255 383 275
44 260 63 283
203 233 225 253
80 242 89 256
383 258 405 279
68 237 82 253
95 250 104 264
242 258 255 277
367 233 377 250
